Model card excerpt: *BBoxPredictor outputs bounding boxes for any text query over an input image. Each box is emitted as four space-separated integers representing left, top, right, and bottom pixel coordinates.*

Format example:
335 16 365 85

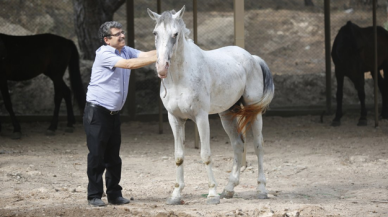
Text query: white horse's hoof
220 189 234 199
257 193 269 199
206 196 220 204
166 197 183 205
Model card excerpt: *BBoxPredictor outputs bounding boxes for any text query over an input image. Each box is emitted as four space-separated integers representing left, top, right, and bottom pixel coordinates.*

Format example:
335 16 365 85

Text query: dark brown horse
0 33 86 139
331 21 388 126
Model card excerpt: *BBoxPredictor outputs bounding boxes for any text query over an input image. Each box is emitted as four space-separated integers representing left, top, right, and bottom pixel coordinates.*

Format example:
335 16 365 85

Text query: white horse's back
195 45 269 113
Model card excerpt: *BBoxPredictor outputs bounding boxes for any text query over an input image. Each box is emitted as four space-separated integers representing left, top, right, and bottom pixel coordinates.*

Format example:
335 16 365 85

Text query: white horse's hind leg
218 112 244 199
166 113 186 205
250 114 269 199
195 112 220 204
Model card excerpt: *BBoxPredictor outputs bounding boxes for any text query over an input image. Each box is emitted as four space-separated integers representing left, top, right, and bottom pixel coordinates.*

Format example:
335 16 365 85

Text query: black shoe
108 196 130 205
88 198 106 207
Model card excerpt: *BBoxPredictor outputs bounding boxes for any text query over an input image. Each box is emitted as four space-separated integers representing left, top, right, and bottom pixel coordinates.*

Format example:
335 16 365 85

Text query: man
83 21 156 207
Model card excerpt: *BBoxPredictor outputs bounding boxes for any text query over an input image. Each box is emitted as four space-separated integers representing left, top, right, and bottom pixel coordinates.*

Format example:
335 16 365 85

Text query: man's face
104 28 125 50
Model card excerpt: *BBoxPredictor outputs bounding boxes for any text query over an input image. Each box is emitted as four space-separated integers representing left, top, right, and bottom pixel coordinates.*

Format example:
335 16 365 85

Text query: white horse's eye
173 33 178 38
153 31 157 36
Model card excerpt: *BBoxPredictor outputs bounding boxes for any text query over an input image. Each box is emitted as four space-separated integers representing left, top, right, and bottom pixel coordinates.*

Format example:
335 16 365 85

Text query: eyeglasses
105 30 125 37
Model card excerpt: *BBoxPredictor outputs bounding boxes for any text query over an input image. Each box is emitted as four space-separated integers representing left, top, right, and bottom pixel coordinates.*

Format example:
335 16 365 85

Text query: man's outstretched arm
114 50 157 69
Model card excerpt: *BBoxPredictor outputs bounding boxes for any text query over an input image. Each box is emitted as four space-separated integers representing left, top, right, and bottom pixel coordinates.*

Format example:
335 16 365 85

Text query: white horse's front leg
166 113 186 205
196 113 220 204
251 114 269 199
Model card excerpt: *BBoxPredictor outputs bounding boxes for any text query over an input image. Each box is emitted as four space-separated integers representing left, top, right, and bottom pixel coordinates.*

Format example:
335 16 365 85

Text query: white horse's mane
156 10 192 41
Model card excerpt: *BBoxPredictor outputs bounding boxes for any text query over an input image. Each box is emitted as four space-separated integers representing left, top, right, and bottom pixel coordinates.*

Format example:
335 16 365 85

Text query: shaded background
0 0 386 117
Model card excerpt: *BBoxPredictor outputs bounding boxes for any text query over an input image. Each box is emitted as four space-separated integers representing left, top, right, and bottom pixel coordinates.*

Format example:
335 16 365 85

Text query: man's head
99 21 125 50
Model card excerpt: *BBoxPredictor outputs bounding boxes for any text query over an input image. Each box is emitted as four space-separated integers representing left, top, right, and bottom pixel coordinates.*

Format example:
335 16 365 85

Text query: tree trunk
72 0 125 60
304 0 314 6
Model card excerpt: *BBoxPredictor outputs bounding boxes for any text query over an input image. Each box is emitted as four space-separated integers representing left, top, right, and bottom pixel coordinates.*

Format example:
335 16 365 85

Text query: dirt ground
0 113 388 217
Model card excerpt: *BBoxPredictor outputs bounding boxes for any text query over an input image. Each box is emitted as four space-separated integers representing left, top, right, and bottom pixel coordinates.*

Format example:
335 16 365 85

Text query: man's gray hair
99 21 123 45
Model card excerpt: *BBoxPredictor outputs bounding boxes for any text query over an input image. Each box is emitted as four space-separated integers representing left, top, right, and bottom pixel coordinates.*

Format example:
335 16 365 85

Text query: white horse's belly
163 92 240 116
204 54 247 114
208 86 243 114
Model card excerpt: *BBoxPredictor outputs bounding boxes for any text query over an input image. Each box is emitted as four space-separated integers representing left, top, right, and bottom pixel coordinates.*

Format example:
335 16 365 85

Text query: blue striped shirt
86 45 141 111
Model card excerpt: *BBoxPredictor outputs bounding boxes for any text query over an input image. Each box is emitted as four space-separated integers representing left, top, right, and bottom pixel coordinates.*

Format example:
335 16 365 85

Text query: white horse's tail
229 55 275 134
254 55 275 112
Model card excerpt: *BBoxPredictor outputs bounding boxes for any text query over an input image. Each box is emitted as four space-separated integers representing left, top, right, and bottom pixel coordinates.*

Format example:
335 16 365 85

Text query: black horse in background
0 33 86 139
331 21 388 126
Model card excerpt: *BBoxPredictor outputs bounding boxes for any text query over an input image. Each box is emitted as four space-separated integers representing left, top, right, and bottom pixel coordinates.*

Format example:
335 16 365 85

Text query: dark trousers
83 103 122 200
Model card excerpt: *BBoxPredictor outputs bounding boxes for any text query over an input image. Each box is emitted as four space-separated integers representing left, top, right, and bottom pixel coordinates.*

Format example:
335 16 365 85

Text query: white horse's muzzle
156 61 169 78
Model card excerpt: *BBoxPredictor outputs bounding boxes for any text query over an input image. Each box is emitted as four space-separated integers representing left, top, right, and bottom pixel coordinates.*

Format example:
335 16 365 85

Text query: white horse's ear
147 8 160 21
172 5 185 19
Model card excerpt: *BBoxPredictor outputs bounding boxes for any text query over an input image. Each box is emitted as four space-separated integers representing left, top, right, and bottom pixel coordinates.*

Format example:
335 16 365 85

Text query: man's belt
86 102 120 115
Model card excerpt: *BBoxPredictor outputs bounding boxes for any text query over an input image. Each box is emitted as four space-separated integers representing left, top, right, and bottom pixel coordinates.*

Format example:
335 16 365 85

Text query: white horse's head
147 6 188 78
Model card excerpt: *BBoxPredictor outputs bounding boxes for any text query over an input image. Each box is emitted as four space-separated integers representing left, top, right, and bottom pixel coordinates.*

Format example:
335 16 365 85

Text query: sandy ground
0 113 388 217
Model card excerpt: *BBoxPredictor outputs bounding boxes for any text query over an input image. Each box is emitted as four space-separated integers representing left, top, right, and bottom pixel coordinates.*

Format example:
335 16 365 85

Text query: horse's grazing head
147 6 189 78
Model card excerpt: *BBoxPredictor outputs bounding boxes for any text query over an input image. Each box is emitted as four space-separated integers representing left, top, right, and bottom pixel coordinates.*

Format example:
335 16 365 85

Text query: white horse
148 6 275 204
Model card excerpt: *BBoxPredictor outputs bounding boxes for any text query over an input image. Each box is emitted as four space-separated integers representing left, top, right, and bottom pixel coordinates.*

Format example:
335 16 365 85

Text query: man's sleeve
99 49 123 70
125 47 142 59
